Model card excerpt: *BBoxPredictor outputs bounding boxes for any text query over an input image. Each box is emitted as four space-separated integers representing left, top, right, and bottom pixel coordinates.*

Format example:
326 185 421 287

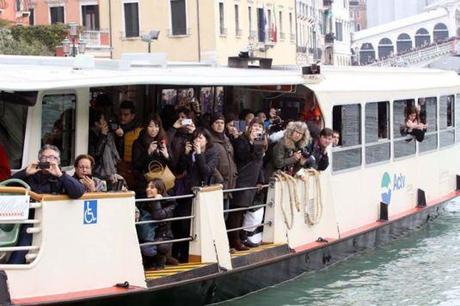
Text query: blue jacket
13 169 85 199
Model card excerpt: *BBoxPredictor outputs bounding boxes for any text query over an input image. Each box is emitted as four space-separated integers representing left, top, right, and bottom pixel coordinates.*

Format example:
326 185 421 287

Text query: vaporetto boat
0 54 459 305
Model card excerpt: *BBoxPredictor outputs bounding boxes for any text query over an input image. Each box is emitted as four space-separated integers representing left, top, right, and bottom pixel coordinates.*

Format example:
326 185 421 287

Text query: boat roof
0 55 459 94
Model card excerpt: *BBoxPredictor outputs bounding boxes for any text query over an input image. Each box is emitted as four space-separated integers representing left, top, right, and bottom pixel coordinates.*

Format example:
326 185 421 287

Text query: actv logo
381 172 406 205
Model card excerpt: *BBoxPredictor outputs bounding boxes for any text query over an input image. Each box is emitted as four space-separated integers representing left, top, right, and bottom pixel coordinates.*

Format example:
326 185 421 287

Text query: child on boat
401 106 427 142
137 178 179 269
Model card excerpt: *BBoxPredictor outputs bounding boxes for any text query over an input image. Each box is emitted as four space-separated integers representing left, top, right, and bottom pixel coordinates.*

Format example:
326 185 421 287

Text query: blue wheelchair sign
83 200 97 224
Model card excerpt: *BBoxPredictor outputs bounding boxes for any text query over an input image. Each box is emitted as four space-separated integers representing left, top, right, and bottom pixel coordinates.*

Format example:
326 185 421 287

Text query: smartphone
182 118 193 126
37 161 50 169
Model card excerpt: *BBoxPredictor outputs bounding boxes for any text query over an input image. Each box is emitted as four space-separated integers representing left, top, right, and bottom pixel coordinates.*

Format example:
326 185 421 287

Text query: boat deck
145 243 291 287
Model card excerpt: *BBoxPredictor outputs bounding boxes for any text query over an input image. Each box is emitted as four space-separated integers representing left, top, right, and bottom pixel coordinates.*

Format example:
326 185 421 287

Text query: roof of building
0 55 459 95
353 7 448 42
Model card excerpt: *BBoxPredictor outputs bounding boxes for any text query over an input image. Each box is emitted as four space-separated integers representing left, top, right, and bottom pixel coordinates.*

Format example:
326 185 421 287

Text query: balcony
80 30 110 48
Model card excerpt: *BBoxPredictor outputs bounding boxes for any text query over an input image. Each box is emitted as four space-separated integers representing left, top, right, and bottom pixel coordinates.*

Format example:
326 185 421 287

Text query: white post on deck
188 185 233 271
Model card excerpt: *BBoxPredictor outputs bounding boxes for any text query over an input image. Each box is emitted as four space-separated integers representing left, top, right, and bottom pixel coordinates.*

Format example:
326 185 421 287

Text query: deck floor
145 243 290 286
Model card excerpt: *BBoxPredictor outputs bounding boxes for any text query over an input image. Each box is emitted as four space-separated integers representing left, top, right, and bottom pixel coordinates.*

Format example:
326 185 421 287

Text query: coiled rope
273 171 300 230
300 169 323 225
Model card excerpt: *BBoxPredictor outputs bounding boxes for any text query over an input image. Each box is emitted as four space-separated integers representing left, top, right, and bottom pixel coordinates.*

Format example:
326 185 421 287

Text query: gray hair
38 144 61 163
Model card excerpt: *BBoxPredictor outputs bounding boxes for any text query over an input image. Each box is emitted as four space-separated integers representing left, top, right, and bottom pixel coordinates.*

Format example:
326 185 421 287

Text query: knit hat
210 113 225 125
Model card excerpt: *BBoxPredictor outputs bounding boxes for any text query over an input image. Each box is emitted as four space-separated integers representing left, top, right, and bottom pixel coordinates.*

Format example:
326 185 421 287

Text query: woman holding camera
228 119 267 251
132 114 171 198
88 111 121 182
269 121 312 177
173 128 219 262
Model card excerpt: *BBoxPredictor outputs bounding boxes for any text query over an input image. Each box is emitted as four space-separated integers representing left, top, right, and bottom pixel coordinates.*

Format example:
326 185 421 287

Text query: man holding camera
12 144 85 198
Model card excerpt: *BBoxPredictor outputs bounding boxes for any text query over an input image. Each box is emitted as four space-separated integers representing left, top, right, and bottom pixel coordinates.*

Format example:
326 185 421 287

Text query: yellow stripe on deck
231 243 283 258
145 262 210 280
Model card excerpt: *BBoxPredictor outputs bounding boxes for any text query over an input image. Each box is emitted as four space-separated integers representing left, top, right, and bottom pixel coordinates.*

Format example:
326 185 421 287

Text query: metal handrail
223 185 269 193
223 203 270 213
0 219 40 224
226 221 272 233
139 237 193 247
136 194 195 203
136 215 195 225
0 246 39 252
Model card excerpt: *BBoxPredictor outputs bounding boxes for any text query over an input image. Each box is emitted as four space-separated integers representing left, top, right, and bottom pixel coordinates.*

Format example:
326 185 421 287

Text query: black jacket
231 136 265 208
177 145 219 191
306 141 329 171
147 198 176 240
12 169 85 199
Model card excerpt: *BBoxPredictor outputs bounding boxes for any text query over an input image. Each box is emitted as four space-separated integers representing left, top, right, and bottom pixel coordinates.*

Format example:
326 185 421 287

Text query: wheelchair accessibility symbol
83 200 97 224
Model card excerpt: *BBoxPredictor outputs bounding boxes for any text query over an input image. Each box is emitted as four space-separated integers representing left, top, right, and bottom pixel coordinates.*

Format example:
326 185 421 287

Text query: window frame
417 96 438 154
80 3 100 31
439 94 455 148
219 1 226 36
169 0 188 36
364 101 391 166
40 93 77 168
331 103 363 173
392 99 417 160
121 0 140 39
49 5 65 24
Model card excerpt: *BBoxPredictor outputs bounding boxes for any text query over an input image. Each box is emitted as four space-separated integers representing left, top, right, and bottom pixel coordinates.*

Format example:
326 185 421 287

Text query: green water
223 200 460 306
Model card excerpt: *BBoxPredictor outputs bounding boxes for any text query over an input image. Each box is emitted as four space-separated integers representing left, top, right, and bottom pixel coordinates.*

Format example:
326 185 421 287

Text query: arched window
433 23 449 42
359 43 375 65
415 28 430 48
396 33 412 54
378 38 394 59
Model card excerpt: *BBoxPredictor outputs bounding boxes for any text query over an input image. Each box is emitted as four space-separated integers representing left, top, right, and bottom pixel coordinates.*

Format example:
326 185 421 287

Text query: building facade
103 0 297 65
323 0 352 65
349 0 366 31
296 0 323 65
0 0 32 25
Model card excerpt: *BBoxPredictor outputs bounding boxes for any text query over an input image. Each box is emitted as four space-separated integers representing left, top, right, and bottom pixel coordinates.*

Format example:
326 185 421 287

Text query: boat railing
223 185 272 233
0 180 44 265
134 193 196 247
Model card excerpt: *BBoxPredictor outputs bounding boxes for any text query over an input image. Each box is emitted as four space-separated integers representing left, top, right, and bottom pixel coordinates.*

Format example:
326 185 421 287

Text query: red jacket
0 145 11 181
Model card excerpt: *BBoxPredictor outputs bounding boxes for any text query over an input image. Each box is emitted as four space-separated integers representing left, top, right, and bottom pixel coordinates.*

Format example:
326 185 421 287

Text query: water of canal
222 199 460 306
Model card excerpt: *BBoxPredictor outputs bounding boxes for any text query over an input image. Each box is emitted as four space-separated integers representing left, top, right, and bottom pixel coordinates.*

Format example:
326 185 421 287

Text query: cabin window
41 94 76 167
332 104 362 172
439 95 455 147
418 97 437 153
456 94 460 143
170 0 187 36
365 101 390 164
393 99 416 158
123 1 140 38
0 101 28 169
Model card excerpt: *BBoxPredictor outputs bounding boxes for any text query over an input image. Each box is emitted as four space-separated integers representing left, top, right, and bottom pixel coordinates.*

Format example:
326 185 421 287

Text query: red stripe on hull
294 190 460 253
12 285 144 305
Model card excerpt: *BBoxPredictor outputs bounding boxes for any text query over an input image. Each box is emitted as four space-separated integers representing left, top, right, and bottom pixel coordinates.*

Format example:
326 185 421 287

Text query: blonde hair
284 121 311 148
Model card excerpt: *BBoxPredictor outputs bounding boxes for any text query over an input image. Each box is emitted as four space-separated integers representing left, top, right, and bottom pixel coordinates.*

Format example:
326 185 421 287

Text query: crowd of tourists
0 95 337 269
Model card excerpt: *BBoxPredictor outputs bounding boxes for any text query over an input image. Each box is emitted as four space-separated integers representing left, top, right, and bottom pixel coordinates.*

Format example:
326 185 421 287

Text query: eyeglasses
40 155 59 162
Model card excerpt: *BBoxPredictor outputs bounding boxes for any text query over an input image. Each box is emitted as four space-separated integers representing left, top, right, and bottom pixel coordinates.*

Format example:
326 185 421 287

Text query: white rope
300 169 323 225
273 171 298 230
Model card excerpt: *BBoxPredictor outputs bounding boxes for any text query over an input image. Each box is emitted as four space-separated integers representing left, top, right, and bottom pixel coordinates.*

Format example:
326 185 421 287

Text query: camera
182 118 193 126
299 148 316 168
108 120 118 131
37 161 50 169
